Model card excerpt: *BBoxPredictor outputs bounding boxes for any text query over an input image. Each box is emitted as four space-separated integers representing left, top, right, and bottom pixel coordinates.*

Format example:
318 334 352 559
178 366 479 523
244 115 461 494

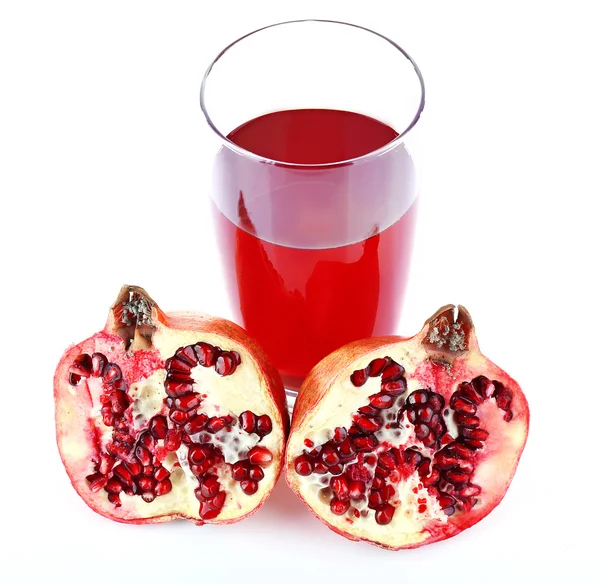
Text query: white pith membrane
287 344 528 549
57 324 283 524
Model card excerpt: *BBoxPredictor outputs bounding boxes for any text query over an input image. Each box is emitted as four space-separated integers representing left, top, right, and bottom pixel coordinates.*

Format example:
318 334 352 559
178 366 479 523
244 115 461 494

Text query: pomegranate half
285 305 529 549
55 285 289 524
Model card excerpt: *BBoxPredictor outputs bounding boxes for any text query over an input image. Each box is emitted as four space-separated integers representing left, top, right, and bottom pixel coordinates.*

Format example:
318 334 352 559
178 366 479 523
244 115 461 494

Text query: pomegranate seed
248 446 273 466
368 357 389 377
369 393 394 409
382 379 407 395
352 435 378 452
313 462 328 474
338 438 355 459
372 477 385 490
458 382 484 405
418 459 431 477
357 415 382 434
472 376 493 398
455 413 480 428
333 427 347 443
113 430 133 444
231 461 249 480
215 352 237 376
105 478 124 494
68 372 82 385
369 490 385 508
174 394 201 412
348 481 366 499
456 459 475 474
294 455 313 476
149 416 168 439
107 493 121 507
240 479 259 495
194 342 219 367
191 460 212 477
358 405 379 417
493 385 512 411
138 476 155 491
404 448 423 466
165 356 192 375
329 464 344 475
135 445 152 466
91 353 108 377
189 445 209 465
106 441 131 459
321 446 340 467
164 429 182 451
504 411 514 422
206 416 228 433
446 470 470 484
239 411 257 433
451 396 477 415
304 438 314 448
375 503 395 525
139 431 155 450
200 475 220 499
175 345 199 366
330 498 351 515
415 424 430 439
164 378 194 398
86 472 107 492
71 353 93 377
112 464 133 485
103 363 122 384
421 468 440 487
381 361 405 382
154 466 170 482
350 367 370 387
154 479 172 496
457 484 481 499
378 452 396 471
170 409 193 425
438 494 455 508
249 466 264 481
375 465 391 478
184 414 209 435
460 427 489 441
209 491 226 509
199 502 220 519
383 484 395 501
256 415 272 436
331 475 350 501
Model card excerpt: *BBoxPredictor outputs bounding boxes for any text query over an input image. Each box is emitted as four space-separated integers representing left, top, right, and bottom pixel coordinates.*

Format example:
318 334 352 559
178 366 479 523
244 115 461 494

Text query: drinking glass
200 20 425 404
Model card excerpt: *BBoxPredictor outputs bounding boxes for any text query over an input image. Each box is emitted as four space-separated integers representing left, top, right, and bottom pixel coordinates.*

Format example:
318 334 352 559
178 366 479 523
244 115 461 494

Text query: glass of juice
200 20 425 404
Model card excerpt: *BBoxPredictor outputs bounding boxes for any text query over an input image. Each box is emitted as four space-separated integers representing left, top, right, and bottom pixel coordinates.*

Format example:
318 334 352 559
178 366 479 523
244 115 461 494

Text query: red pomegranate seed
369 392 394 409
454 413 480 428
368 357 389 377
375 465 391 478
356 416 382 433
215 352 237 376
86 472 107 492
333 427 347 443
184 414 209 435
71 353 93 377
458 382 484 405
188 445 209 464
107 493 121 507
248 446 273 466
164 378 194 398
174 394 201 412
358 405 379 417
191 460 212 477
294 455 313 476
371 477 385 490
304 438 314 448
249 466 264 481
369 490 385 508
330 475 350 501
378 452 397 471
194 342 219 367
421 468 440 487
350 367 370 387
457 484 481 499
329 464 344 475
348 481 366 499
112 464 133 485
101 407 114 426
103 363 122 384
473 376 493 398
313 462 328 474
493 385 512 411
155 479 172 496
239 411 257 433
446 470 470 484
91 353 108 377
206 416 229 433
199 502 220 520
209 491 226 509
149 415 168 439
383 484 395 501
164 429 182 451
240 479 259 495
338 438 355 459
438 494 455 508
381 379 407 395
105 478 124 494
415 424 430 439
461 427 489 441
170 409 193 425
256 415 272 436
375 503 395 525
200 475 220 499
321 446 340 467
138 476 155 491
330 498 351 515
175 345 199 366
451 396 477 415
352 435 378 452
135 445 152 466
381 361 405 382
154 466 170 482
231 461 249 480
165 356 192 375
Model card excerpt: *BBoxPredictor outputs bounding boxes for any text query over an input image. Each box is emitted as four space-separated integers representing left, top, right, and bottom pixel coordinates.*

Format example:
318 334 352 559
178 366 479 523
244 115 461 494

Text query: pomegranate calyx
423 305 475 356
109 285 159 351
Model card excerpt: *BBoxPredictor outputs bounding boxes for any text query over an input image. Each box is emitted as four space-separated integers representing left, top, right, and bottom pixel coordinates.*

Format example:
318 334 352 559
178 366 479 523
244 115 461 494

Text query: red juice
211 109 417 389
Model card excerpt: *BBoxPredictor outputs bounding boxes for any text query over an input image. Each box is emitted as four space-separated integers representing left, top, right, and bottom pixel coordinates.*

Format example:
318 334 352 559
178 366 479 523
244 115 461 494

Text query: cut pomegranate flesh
55 285 288 525
285 305 529 549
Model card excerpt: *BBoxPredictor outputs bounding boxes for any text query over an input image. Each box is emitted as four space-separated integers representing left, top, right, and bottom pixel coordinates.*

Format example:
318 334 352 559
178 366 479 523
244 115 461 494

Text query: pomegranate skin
55 285 289 526
285 305 529 550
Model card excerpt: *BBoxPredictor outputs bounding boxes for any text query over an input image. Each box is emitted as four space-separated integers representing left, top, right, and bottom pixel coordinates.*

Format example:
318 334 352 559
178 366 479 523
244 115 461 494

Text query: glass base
285 388 298 416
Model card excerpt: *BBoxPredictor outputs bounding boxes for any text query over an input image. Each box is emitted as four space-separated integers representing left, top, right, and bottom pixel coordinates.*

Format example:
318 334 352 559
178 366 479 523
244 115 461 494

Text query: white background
1 1 598 582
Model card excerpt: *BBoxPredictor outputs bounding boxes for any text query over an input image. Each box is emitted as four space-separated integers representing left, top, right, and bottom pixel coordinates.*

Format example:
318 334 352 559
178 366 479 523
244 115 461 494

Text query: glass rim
199 19 426 168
